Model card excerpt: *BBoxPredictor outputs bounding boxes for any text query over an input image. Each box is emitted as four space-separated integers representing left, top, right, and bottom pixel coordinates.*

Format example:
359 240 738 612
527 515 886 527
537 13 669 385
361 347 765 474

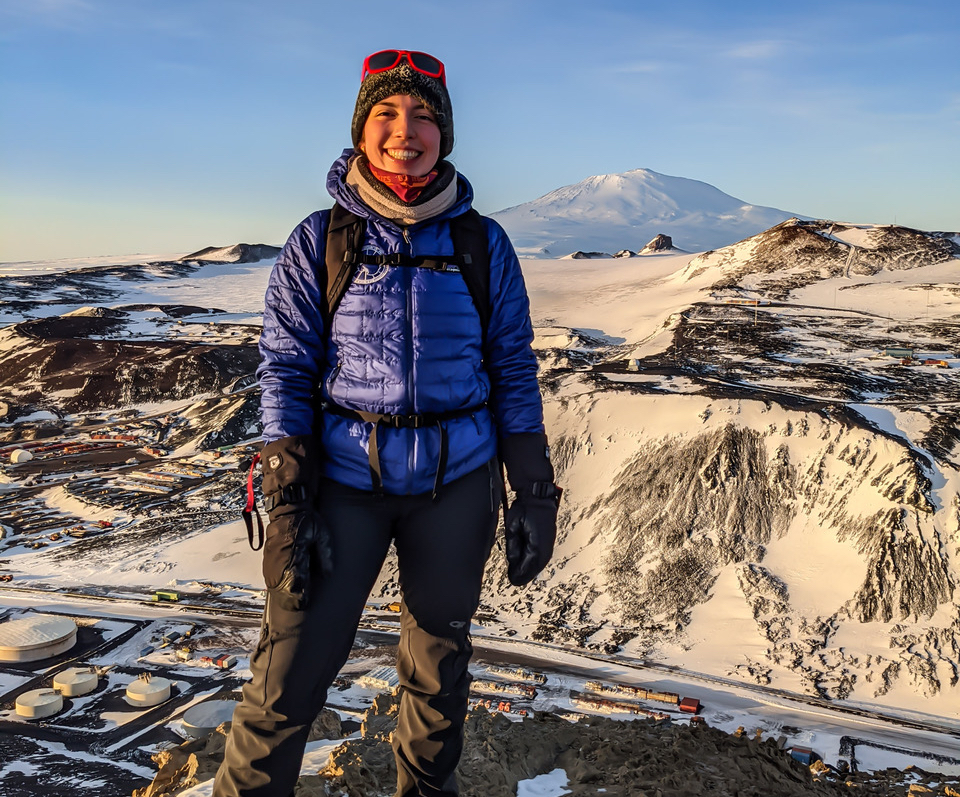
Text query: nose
392 112 415 139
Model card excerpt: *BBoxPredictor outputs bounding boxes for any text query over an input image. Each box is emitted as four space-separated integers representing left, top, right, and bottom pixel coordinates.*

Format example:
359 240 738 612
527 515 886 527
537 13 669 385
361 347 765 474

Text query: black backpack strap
325 205 490 341
324 203 366 327
449 209 491 341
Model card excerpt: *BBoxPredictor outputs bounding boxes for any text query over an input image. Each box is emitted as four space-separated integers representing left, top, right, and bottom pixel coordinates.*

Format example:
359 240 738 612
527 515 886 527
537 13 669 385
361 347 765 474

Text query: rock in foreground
135 694 959 796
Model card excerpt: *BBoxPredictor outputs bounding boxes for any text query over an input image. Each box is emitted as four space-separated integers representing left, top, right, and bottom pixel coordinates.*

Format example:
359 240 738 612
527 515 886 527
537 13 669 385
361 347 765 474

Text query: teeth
387 149 419 160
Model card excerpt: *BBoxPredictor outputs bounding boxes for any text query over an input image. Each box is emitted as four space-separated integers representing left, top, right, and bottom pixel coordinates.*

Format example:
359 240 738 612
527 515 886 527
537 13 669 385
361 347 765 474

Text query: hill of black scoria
180 243 281 263
684 219 959 299
0 308 259 415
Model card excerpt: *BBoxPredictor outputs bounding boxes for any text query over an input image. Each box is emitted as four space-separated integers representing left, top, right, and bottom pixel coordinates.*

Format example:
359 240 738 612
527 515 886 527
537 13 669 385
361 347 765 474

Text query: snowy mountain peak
491 168 801 257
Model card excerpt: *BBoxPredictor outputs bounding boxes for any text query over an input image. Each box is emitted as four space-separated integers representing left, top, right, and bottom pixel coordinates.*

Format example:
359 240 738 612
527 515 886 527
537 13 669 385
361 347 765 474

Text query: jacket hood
326 148 474 226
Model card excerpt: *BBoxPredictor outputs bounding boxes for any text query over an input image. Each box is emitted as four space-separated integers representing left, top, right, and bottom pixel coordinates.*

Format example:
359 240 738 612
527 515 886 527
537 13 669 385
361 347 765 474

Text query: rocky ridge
133 694 960 797
180 243 281 263
0 310 259 415
682 219 960 299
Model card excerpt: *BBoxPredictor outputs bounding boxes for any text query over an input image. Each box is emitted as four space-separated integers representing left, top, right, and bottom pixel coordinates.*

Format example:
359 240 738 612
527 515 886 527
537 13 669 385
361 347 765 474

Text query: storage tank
0 614 78 663
125 674 172 707
16 688 63 719
53 667 99 697
10 449 34 465
182 700 237 738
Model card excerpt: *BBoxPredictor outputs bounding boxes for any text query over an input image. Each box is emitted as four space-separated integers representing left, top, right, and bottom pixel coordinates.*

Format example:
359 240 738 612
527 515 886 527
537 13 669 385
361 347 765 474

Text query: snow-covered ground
0 252 185 277
0 255 272 327
2 215 959 794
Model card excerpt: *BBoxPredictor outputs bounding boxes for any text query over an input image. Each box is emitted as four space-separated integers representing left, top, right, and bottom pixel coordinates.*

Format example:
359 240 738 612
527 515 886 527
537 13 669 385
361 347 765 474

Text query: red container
679 697 701 714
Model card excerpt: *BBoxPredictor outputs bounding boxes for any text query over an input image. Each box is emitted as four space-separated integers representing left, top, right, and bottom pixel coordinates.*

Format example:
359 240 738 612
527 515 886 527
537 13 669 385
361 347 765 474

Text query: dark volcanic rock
0 262 201 317
568 251 610 259
843 508 954 624
181 243 281 263
641 233 674 252
599 424 793 629
121 304 226 317
686 219 958 299
305 696 927 797
134 695 958 796
131 723 230 797
0 322 259 413
17 314 129 339
307 708 345 742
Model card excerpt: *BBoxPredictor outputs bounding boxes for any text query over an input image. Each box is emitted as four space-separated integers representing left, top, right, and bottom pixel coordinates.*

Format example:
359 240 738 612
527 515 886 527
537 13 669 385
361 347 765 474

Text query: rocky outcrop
599 425 793 630
565 251 610 259
462 387 955 698
131 723 229 797
135 695 958 796
640 233 674 253
0 315 259 415
843 508 954 623
180 243 281 263
683 219 958 299
131 709 344 797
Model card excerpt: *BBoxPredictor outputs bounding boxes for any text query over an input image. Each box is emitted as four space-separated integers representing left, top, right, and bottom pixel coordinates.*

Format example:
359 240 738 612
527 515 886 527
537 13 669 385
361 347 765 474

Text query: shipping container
646 691 680 705
789 746 820 766
679 697 701 714
883 347 914 359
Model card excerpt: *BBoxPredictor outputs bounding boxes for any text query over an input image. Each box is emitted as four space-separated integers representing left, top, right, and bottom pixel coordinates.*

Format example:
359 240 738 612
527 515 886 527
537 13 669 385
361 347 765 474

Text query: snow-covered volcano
491 168 801 257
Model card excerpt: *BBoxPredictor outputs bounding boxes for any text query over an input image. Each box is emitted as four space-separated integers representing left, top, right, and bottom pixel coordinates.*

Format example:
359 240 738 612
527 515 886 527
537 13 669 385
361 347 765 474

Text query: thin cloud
724 39 788 60
610 61 667 75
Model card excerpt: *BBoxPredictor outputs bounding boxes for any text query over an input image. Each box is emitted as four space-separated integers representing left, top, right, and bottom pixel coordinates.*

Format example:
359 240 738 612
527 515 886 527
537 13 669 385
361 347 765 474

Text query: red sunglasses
361 50 446 86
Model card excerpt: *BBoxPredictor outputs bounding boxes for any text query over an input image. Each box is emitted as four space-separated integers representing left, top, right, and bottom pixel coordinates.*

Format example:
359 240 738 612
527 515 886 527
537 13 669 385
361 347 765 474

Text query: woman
215 50 560 797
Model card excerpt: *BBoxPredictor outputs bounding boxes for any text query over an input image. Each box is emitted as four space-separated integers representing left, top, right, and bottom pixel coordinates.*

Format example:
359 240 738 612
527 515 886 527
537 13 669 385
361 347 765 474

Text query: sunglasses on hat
361 50 446 86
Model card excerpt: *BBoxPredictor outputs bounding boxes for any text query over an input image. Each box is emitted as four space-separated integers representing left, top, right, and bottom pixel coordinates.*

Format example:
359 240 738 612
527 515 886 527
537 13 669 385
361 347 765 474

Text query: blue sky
2 0 958 261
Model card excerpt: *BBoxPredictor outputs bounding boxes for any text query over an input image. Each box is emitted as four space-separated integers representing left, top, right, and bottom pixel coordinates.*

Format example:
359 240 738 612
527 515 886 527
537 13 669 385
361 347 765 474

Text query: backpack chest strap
324 204 490 337
346 251 473 272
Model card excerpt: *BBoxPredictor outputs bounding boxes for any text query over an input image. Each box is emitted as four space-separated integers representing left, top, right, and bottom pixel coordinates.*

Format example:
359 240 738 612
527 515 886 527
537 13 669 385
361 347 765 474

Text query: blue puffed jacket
257 150 544 495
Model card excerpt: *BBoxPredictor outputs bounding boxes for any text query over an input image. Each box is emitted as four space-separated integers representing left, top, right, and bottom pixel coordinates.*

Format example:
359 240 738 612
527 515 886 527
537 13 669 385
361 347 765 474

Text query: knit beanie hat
351 61 454 159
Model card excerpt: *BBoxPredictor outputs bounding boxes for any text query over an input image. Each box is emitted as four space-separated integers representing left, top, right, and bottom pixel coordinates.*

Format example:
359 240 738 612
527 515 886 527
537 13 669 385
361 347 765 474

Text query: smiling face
360 94 442 177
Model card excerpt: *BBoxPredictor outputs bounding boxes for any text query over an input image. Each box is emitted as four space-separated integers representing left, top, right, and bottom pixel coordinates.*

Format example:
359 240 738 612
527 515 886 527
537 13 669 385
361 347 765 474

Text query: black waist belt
322 401 487 499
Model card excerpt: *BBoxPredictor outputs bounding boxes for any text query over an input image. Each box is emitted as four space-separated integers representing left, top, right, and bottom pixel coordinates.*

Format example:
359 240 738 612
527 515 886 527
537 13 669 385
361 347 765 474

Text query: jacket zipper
325 362 342 397
403 227 416 492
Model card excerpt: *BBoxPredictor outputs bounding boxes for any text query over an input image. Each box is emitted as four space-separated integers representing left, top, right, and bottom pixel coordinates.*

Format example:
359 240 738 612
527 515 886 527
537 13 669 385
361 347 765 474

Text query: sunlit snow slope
369 220 960 721
2 216 959 727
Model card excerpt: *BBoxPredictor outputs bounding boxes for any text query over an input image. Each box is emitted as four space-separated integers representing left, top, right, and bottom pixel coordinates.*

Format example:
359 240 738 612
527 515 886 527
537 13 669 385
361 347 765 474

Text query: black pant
214 459 501 797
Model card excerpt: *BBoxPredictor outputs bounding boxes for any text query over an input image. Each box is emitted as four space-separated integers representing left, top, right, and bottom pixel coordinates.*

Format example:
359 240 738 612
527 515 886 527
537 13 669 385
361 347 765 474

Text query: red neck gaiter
367 162 438 203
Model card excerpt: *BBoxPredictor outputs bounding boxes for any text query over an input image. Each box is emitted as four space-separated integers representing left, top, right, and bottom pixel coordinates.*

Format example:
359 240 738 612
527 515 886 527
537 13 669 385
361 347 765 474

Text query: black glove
501 433 562 587
260 435 333 611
